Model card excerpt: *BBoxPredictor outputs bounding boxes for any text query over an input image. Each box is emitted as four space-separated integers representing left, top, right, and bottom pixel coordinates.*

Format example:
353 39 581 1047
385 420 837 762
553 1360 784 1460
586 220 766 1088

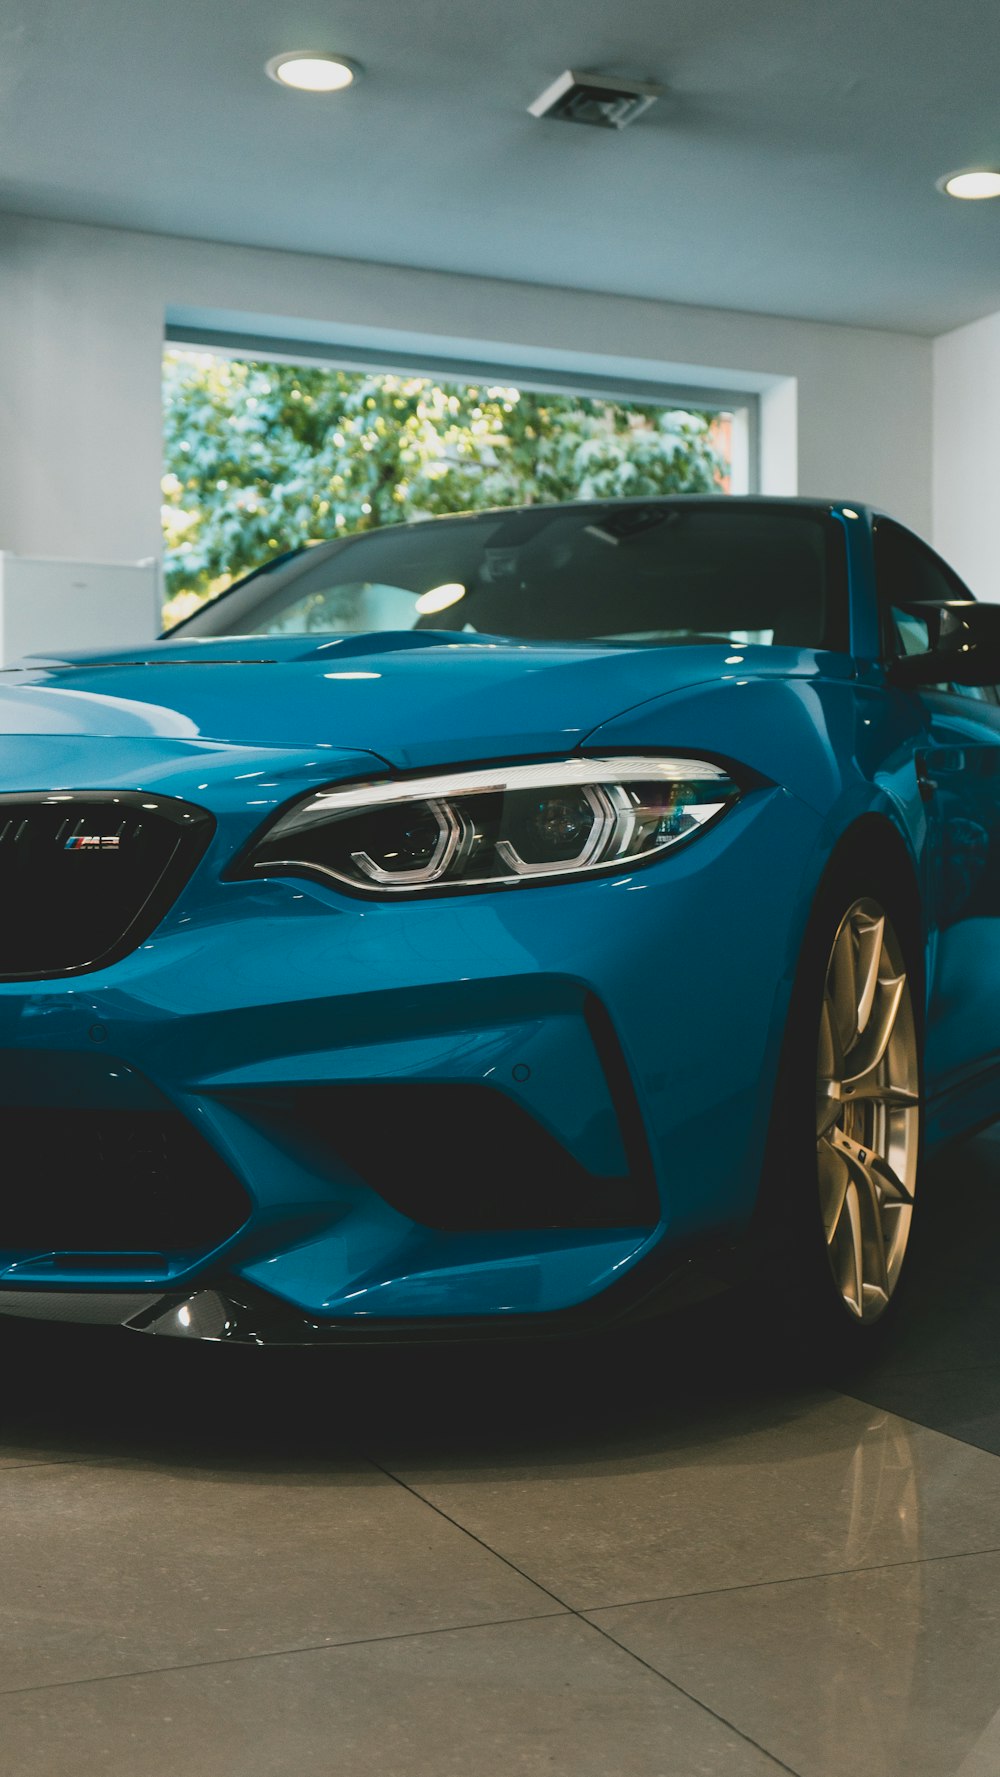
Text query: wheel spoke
856 1156 890 1298
870 1151 914 1206
829 920 860 1054
817 990 843 1081
844 1182 864 1316
817 1077 917 1136
818 1136 851 1242
870 1151 916 1208
816 1091 842 1138
816 987 847 1135
834 1130 915 1207
840 972 906 1091
839 1081 918 1110
853 911 885 1036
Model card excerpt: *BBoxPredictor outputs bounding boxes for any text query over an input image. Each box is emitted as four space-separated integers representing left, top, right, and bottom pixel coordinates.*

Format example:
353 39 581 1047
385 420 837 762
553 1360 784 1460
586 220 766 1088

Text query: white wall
934 308 1000 602
0 212 934 569
0 219 166 563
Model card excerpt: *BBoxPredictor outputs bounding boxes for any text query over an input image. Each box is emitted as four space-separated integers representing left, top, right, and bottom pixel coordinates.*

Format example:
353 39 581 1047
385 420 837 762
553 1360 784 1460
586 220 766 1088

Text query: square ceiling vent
528 70 663 130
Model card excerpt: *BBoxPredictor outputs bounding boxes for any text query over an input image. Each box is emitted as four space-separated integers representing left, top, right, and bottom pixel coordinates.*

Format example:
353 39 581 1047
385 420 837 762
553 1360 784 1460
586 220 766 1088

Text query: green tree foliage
162 351 729 625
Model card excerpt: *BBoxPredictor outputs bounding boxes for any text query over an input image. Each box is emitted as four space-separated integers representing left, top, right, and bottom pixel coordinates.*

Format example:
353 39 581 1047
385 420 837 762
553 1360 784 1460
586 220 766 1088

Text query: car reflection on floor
0 1126 998 1777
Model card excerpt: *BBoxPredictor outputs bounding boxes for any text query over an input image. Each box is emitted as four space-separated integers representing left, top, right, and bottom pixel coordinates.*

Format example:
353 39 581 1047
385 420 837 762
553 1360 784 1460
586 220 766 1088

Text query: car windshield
172 500 848 650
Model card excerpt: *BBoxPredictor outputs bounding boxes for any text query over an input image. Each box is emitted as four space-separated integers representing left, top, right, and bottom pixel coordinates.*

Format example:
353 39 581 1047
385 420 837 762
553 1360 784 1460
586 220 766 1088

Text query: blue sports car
1 496 998 1355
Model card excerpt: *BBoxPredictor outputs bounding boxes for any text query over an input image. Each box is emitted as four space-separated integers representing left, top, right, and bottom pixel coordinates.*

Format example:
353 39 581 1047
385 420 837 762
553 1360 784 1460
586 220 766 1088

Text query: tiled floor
3 1129 1000 1775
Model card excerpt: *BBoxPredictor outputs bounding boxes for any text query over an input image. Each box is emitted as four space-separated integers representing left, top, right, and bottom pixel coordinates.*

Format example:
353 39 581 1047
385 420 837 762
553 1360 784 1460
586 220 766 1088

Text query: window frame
873 515 998 706
163 325 760 496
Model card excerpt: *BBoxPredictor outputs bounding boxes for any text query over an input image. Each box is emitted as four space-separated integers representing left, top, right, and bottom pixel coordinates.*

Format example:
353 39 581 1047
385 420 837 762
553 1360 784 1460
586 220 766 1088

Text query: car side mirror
887 601 1000 689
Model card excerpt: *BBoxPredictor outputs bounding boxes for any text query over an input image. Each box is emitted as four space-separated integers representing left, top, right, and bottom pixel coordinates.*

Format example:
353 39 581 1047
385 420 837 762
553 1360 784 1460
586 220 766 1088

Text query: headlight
233 757 740 896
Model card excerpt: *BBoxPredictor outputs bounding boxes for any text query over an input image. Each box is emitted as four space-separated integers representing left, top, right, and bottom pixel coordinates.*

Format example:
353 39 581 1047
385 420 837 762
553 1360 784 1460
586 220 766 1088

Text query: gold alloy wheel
816 898 920 1323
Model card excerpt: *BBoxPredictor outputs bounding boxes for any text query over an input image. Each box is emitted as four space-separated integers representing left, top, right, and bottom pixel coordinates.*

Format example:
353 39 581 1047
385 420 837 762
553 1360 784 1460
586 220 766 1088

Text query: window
161 349 744 630
875 518 973 647
174 501 847 650
874 517 993 700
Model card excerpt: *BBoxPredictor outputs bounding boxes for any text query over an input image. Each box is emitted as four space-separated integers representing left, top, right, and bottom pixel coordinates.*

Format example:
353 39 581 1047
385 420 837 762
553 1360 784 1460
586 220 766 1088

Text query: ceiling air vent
528 70 663 131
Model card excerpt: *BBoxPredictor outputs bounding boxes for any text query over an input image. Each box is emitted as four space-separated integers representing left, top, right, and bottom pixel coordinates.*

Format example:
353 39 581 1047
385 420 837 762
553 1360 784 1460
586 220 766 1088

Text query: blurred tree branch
162 352 728 627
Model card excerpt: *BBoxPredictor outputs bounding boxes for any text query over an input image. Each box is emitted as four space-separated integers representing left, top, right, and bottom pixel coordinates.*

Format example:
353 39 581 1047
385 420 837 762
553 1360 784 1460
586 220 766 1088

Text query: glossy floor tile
378 1396 1000 1608
1 1125 1000 1774
842 1127 1000 1453
0 1616 791 1777
588 1551 1000 1777
0 1456 552 1691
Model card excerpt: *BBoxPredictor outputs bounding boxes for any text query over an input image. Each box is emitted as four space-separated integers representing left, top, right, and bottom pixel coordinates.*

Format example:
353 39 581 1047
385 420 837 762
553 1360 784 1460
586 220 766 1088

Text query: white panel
0 556 158 667
759 378 798 496
933 309 1000 602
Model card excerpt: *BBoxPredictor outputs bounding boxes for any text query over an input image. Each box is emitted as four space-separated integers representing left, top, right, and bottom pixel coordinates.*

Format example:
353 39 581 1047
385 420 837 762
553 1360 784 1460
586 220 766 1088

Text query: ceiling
1 0 998 335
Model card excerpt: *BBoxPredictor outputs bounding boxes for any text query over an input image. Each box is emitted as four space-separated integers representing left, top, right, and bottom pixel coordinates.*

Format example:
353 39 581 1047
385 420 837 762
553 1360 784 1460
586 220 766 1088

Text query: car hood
0 631 847 774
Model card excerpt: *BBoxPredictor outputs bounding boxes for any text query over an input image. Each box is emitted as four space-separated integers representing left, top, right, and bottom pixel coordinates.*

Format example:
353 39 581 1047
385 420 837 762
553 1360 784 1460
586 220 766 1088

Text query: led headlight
235 757 740 896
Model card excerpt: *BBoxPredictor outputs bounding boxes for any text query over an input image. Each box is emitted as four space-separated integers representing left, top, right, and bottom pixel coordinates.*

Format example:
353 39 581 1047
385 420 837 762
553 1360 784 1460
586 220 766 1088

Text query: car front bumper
0 771 821 1338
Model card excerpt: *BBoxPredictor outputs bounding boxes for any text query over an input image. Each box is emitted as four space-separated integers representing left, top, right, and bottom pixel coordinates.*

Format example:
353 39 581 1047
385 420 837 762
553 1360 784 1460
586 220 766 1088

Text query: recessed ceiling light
265 51 358 93
939 168 1000 200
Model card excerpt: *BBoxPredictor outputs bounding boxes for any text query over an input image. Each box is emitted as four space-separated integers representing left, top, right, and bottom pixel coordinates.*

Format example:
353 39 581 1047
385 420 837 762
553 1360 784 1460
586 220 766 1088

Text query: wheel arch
805 812 925 1004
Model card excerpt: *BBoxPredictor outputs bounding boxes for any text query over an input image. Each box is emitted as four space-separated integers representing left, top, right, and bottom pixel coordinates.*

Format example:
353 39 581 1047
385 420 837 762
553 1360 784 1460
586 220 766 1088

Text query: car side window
874 518 996 703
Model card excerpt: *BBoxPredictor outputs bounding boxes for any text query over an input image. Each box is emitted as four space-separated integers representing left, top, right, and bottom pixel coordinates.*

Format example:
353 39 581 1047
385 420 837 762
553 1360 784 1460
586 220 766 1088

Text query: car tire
760 854 923 1365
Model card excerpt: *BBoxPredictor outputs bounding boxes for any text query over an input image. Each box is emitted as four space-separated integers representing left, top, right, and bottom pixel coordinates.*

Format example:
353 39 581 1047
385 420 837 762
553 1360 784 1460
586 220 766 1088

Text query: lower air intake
0 1109 250 1255
274 1083 658 1231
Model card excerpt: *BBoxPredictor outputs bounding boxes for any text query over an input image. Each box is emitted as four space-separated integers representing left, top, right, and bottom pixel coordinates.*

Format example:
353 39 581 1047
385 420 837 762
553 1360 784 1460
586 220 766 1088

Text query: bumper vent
0 792 213 978
0 1108 250 1256
276 1083 658 1232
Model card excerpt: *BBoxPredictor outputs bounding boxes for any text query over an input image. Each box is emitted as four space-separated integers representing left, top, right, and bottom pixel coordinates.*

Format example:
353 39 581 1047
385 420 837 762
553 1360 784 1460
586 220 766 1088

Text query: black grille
0 792 214 978
258 1083 658 1231
0 1109 251 1254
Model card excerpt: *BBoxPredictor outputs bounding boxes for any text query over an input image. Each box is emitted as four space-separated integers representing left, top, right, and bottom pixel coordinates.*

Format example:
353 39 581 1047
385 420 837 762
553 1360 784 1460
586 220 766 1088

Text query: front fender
584 673 927 829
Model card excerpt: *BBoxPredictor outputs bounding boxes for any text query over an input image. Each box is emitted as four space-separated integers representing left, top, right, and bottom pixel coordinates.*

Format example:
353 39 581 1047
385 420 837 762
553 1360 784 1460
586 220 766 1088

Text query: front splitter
121 1244 741 1346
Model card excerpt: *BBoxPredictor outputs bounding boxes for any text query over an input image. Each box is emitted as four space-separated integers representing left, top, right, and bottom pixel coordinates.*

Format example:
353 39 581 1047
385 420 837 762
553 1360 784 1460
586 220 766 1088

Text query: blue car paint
0 499 996 1326
5 632 845 769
